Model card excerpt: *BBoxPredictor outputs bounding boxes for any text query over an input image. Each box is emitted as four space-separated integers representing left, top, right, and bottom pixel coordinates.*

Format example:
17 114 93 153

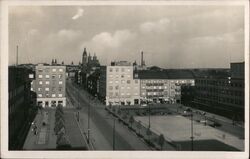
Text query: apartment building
193 62 244 121
137 70 195 104
8 66 36 149
105 61 140 106
31 63 66 107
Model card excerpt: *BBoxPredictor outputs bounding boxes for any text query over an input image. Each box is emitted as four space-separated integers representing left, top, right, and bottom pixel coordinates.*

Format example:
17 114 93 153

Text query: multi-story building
31 63 66 107
193 62 244 121
137 70 195 104
8 66 36 149
105 61 140 106
98 66 107 103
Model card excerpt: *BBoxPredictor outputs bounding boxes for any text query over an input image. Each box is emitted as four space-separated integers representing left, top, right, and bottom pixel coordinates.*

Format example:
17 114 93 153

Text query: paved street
64 109 88 149
66 80 151 150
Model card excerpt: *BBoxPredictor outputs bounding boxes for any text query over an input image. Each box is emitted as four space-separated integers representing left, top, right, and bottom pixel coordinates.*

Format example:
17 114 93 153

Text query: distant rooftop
110 61 131 66
137 68 231 79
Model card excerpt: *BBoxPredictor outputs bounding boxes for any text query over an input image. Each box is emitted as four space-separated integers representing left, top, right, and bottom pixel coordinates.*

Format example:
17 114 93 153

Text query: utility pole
87 95 90 144
190 112 194 151
113 118 116 150
148 103 151 128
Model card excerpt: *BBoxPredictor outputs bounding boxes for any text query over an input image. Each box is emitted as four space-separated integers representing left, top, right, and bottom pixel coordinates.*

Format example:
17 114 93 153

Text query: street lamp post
148 103 151 129
87 95 90 144
113 118 116 150
190 111 194 151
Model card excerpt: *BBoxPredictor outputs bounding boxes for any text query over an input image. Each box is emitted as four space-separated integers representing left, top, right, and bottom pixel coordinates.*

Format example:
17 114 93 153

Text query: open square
135 115 244 151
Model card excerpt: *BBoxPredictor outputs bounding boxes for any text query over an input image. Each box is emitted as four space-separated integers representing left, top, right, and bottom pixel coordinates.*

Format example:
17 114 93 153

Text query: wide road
66 80 150 150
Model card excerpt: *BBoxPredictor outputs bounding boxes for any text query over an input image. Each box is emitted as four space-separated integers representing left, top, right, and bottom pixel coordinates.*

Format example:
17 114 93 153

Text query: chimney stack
141 51 143 66
16 45 18 66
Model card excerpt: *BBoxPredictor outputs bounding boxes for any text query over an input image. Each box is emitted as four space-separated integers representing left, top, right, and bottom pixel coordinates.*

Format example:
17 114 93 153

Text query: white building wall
106 65 140 106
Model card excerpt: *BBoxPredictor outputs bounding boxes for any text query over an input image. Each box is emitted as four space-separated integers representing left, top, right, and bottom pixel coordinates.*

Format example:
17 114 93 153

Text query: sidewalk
23 109 57 150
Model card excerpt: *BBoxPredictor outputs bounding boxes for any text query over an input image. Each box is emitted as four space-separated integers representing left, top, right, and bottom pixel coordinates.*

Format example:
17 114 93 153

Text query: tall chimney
141 51 143 66
16 45 18 66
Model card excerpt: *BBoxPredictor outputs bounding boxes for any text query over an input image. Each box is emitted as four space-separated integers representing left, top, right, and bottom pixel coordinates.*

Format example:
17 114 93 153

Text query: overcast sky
9 5 244 68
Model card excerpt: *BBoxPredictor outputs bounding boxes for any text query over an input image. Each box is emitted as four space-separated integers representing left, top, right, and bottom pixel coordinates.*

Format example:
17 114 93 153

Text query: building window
127 75 131 78
109 86 113 90
46 94 49 97
121 86 124 89
45 88 49 91
116 68 119 72
121 75 124 78
45 81 50 85
58 94 63 97
38 75 43 78
115 80 119 83
38 94 42 97
115 86 119 90
59 74 62 79
38 88 42 91
58 87 62 91
134 93 138 95
135 80 138 84
39 81 43 85
109 68 113 72
127 80 131 84
52 74 56 79
109 92 113 96
121 80 125 84
127 93 130 95
121 68 125 72
52 68 56 72
52 87 56 91
38 69 43 72
127 86 130 89
109 75 113 78
109 81 113 84
59 81 63 85
115 92 119 96
52 94 56 97
45 75 50 78
127 69 130 72
59 68 63 72
31 88 33 91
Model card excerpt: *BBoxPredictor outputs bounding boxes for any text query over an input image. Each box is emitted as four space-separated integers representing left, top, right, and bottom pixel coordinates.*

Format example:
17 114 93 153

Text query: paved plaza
135 115 244 151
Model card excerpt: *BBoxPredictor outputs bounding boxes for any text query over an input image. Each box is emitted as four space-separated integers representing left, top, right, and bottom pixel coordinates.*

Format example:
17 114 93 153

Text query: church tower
82 48 88 67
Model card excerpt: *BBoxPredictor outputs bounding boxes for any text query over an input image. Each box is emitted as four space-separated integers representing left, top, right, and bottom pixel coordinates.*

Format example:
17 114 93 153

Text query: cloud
57 29 82 40
72 8 84 20
82 29 136 50
140 18 170 34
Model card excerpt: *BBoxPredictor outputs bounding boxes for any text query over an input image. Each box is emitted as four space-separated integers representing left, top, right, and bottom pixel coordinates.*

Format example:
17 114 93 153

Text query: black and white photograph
0 0 249 159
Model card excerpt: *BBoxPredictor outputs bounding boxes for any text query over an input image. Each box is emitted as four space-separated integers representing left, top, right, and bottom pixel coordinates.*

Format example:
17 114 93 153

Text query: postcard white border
1 0 249 159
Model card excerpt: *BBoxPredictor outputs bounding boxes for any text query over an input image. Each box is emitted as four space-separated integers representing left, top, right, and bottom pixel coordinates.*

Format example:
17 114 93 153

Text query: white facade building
106 64 140 106
31 64 66 107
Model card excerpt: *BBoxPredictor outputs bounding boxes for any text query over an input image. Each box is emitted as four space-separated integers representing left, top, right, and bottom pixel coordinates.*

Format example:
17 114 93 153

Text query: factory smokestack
141 51 145 66
16 45 18 66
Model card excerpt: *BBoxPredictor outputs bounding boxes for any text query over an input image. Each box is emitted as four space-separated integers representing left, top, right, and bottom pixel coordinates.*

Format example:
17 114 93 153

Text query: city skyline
9 5 244 68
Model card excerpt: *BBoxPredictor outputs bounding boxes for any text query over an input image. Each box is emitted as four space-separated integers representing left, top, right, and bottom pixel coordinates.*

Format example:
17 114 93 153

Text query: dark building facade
181 84 195 106
86 69 100 97
98 66 107 103
193 62 244 121
8 66 37 150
